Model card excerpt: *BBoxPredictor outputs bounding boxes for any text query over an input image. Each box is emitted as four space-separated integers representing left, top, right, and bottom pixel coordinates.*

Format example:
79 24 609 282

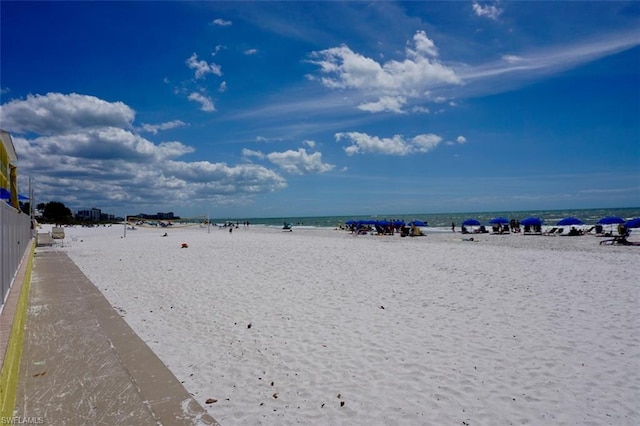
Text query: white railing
0 202 32 310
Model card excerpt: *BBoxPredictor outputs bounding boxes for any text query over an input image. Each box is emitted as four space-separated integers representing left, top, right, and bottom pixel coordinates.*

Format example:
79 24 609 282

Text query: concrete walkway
14 248 219 425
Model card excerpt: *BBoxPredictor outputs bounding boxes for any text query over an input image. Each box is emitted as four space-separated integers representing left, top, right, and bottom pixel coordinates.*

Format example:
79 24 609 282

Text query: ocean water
216 207 640 229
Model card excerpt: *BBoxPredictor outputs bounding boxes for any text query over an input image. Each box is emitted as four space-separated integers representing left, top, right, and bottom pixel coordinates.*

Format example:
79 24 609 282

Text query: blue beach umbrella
489 217 510 224
597 216 625 225
462 218 481 227
624 218 640 229
0 188 28 202
409 220 427 227
557 217 584 226
520 217 543 227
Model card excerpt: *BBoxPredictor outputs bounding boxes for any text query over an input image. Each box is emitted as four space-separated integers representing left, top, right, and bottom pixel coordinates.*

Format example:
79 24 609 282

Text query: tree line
35 201 73 223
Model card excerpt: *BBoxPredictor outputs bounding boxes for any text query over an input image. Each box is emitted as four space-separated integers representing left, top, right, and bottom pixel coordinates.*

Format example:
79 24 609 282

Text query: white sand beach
51 224 638 425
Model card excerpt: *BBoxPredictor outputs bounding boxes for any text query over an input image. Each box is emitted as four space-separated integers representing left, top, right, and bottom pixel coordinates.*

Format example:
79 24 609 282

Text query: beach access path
13 245 219 425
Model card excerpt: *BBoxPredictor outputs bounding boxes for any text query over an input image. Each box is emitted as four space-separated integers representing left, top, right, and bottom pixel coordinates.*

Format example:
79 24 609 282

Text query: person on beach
451 222 455 232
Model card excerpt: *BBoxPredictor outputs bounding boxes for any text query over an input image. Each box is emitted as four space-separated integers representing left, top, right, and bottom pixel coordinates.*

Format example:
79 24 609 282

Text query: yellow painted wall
0 242 35 417
0 142 9 189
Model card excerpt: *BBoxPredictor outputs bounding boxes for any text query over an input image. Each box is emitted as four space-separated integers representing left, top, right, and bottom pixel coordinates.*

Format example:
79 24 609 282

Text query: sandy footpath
53 224 639 425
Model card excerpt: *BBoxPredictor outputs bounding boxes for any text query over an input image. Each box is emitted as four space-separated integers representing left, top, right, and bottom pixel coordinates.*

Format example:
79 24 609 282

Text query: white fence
1 202 32 310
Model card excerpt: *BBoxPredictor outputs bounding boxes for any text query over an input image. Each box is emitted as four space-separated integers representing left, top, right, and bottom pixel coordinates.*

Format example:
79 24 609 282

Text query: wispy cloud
472 1 503 20
211 45 226 56
140 120 187 134
212 18 232 27
456 30 640 84
186 53 222 79
188 92 215 112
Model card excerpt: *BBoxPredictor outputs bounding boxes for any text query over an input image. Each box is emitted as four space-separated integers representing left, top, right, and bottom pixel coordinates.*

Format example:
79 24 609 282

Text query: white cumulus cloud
0 92 135 134
266 148 334 175
335 131 443 156
309 31 460 113
3 93 287 214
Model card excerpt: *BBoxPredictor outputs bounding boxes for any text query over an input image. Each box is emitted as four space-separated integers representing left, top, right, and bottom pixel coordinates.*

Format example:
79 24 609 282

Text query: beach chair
51 226 65 246
36 232 53 247
599 234 638 246
544 227 558 236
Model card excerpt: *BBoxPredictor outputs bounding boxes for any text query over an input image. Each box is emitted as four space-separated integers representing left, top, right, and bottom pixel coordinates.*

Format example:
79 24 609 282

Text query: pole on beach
207 212 210 234
124 216 127 238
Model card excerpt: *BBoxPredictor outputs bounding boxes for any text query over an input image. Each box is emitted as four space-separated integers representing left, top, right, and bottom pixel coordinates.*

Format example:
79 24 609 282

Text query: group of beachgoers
459 219 523 235
342 219 425 237
340 216 637 246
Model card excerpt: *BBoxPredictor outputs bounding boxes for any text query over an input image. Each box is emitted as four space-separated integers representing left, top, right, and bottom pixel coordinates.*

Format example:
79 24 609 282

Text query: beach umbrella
0 188 28 202
409 220 427 227
489 217 510 224
557 217 584 226
597 216 625 225
624 218 640 228
462 218 481 227
520 217 543 227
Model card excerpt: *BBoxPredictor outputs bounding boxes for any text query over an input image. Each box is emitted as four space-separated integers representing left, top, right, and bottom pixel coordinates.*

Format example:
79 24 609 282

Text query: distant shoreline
208 206 640 228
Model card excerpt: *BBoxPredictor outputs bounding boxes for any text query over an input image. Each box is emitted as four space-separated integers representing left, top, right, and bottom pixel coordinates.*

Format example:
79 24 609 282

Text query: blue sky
1 1 639 219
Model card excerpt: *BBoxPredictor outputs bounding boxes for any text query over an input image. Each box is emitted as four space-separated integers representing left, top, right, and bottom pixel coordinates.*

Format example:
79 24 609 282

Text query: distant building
76 207 102 221
129 212 179 220
100 213 115 221
156 212 174 220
